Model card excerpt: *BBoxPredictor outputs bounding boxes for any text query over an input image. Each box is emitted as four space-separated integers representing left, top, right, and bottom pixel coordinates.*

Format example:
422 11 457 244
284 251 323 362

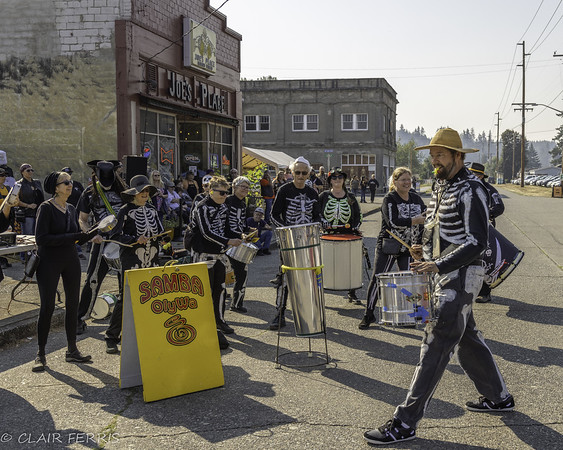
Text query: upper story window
341 113 368 131
245 115 270 132
292 114 318 132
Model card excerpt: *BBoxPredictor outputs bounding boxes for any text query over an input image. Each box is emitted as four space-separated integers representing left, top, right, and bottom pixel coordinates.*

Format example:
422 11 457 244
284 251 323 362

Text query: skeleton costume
191 196 231 328
361 190 426 322
270 182 321 326
224 194 249 311
105 178 163 348
393 166 511 429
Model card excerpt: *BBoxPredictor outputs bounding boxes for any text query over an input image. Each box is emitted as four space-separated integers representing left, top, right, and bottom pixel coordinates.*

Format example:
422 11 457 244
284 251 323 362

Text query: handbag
381 237 401 256
24 249 40 278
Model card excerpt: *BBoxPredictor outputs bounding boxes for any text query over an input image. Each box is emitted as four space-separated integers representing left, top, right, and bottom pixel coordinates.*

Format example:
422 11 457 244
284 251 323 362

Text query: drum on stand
321 233 363 290
483 225 524 289
377 271 434 326
276 223 325 337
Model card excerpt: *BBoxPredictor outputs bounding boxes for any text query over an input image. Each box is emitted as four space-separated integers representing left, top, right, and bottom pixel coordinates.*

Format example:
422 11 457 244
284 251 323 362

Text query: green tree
395 139 422 174
527 143 541 169
420 155 434 179
549 123 563 166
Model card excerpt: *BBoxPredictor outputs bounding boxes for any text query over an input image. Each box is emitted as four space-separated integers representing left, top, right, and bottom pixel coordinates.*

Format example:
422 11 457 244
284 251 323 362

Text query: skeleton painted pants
228 256 248 309
192 252 228 325
394 264 511 429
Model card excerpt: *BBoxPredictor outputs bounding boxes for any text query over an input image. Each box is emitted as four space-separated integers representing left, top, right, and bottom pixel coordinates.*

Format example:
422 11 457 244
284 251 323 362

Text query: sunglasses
213 189 228 196
57 180 73 186
25 169 34 173
332 175 344 179
293 171 308 176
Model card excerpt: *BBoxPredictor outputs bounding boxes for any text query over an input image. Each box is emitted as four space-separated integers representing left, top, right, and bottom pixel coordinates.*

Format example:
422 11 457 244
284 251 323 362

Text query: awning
242 146 294 171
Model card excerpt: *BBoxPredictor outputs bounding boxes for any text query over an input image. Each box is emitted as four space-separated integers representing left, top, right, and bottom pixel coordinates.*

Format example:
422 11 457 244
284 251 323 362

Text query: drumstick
103 231 170 247
386 230 412 251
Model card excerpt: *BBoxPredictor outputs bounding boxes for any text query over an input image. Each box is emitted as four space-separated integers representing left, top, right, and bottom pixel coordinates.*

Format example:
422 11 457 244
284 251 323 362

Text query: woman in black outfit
33 171 93 372
359 167 426 329
106 175 164 354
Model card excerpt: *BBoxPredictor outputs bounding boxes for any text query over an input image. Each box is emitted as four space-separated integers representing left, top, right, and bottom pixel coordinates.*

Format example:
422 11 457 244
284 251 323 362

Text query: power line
144 0 231 64
529 0 563 53
518 0 545 42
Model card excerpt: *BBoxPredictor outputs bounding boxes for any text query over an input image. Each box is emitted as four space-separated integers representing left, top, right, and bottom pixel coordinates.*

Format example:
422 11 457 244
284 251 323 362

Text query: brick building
241 78 398 183
0 0 242 183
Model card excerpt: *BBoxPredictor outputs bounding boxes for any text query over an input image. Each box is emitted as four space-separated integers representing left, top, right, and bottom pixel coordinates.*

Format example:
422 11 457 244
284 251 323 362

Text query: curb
0 307 65 348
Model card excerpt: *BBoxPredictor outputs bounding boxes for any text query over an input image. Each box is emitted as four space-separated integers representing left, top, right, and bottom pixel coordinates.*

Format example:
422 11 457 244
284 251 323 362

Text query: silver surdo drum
226 242 259 264
90 293 117 320
321 233 363 290
276 223 325 336
102 242 121 272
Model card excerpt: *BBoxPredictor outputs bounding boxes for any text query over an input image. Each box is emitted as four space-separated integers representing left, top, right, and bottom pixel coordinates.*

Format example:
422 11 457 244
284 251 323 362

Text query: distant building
241 78 398 182
530 166 561 176
0 0 242 183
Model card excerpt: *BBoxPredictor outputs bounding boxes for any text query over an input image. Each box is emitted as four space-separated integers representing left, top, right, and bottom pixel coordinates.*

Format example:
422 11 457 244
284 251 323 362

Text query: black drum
483 225 524 289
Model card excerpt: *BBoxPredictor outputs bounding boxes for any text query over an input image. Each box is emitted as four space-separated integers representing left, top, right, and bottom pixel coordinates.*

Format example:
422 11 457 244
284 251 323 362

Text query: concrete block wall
0 0 131 60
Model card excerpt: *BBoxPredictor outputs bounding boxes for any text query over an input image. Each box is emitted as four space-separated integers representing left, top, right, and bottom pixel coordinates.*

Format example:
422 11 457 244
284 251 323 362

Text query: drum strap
96 182 116 216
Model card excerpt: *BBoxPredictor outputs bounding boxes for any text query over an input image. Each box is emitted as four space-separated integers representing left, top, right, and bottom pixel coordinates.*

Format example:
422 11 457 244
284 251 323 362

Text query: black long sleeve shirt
271 183 321 227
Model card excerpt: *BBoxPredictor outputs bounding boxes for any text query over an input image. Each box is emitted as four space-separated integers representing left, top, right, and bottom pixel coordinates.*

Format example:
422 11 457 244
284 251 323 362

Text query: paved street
0 189 562 449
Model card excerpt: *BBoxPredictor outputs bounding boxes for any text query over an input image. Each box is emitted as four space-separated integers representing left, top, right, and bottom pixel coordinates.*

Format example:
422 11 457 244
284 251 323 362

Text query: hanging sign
120 263 224 402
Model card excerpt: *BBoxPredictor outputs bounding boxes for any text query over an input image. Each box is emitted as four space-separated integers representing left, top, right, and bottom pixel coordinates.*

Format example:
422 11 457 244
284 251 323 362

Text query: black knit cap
44 171 62 195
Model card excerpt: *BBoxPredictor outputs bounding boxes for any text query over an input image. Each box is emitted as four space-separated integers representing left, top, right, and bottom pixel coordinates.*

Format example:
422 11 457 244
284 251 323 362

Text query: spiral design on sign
164 314 196 346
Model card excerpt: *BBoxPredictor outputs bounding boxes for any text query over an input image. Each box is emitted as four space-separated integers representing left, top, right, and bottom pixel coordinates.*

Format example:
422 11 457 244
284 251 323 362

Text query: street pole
518 41 528 188
495 112 501 183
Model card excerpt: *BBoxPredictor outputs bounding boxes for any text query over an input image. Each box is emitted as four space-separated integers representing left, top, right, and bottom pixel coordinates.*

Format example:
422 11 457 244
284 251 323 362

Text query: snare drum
91 293 116 320
226 242 259 264
321 233 363 290
483 225 524 289
378 271 434 326
102 242 121 271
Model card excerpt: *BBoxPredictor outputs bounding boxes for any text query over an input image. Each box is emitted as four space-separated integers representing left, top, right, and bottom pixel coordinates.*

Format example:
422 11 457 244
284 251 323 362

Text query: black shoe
263 249 271 255
31 354 46 372
269 275 282 286
230 305 248 313
106 340 119 354
359 313 376 330
217 321 234 334
76 321 87 335
364 417 416 445
269 313 286 330
217 330 229 350
65 350 92 363
475 294 492 303
348 291 358 303
466 395 515 412
256 249 264 256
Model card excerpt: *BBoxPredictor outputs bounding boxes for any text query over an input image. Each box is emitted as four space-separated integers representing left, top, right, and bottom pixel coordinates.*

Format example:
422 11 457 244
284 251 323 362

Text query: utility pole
517 41 530 187
495 112 501 183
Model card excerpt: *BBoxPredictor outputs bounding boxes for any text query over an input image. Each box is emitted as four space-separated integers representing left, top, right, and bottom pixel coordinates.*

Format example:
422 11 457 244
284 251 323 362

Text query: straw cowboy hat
414 128 478 153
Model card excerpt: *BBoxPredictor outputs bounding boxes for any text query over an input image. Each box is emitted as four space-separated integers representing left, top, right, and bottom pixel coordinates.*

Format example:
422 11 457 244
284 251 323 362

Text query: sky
211 0 563 142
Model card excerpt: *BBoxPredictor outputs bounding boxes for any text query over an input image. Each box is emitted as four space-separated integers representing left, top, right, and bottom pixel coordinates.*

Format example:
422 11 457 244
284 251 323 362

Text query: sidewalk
0 195 386 348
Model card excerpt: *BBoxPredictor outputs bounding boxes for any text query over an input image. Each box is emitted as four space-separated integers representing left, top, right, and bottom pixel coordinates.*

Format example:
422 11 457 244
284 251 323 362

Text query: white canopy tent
242 146 294 172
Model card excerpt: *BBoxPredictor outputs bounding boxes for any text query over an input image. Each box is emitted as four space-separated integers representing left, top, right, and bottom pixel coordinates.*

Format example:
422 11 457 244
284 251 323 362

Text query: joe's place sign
167 70 226 114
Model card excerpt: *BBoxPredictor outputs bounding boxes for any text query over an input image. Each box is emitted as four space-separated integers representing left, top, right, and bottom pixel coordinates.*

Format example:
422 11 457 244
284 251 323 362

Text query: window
140 110 176 181
245 115 270 132
341 113 368 131
292 114 318 131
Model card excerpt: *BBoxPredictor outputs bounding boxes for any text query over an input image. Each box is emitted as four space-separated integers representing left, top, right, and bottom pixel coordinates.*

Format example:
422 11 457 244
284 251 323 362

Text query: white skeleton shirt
110 202 163 271
271 183 321 227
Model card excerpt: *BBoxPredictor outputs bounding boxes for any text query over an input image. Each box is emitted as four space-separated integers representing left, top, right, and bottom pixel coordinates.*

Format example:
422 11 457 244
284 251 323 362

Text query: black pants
78 242 122 322
370 189 376 202
192 252 227 324
228 256 248 309
36 246 81 354
365 248 411 314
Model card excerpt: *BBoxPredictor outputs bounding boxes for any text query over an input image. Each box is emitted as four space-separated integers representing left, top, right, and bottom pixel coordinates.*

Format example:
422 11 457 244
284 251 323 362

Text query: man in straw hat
364 128 514 445
466 162 505 304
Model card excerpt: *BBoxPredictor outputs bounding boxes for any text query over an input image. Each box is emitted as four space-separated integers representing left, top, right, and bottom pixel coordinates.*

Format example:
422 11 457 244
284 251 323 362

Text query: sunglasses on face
213 189 228 196
25 169 34 173
57 180 73 186
293 171 308 176
332 175 344 179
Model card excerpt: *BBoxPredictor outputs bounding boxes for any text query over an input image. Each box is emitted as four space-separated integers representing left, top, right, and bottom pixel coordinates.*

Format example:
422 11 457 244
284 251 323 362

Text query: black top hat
121 175 157 202
87 160 118 189
466 162 488 178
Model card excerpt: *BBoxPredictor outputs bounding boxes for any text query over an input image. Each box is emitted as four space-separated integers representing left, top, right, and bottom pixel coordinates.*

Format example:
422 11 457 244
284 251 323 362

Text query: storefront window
140 109 176 183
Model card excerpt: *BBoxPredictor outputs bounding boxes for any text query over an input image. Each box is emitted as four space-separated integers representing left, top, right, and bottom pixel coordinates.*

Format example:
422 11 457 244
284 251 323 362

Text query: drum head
321 233 362 241
103 242 120 259
91 294 116 320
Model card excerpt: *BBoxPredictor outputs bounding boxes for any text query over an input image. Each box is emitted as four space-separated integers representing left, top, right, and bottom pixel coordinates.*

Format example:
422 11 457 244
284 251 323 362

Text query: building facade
0 0 242 183
241 78 398 182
